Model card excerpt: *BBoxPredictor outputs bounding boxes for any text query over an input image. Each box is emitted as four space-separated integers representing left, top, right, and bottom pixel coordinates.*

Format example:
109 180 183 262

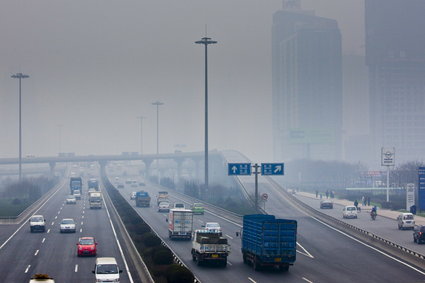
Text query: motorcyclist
370 206 377 219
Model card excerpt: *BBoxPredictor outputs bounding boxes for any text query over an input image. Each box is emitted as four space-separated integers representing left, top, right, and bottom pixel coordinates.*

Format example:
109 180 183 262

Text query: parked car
130 192 137 200
66 195 77 204
191 203 205 215
93 257 122 282
397 213 415 230
413 225 425 244
320 200 333 209
60 218 76 233
342 206 358 219
204 222 221 233
77 237 97 256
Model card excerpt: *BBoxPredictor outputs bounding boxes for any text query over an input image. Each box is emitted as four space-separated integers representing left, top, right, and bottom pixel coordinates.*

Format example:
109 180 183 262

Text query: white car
342 206 358 219
397 213 415 230
93 257 122 283
158 201 170 212
173 203 185 209
60 218 76 233
73 190 81 200
204 222 222 232
66 195 77 204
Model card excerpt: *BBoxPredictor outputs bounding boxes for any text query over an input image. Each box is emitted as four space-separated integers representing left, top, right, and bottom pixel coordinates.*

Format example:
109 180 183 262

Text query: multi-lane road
108 165 425 283
0 175 133 282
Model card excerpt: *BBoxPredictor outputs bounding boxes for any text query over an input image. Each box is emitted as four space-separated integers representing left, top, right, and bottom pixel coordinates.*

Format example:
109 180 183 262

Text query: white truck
167 209 193 240
89 192 102 209
191 230 230 267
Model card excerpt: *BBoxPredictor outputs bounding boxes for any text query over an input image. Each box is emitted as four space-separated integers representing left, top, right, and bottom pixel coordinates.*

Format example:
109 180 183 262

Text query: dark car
413 226 425 244
320 200 333 209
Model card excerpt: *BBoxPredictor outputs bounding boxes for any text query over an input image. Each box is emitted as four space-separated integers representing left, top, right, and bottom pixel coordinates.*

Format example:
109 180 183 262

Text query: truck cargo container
168 209 193 240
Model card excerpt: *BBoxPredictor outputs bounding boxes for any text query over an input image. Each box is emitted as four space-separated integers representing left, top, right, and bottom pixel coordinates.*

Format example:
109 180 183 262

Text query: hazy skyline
1 0 365 162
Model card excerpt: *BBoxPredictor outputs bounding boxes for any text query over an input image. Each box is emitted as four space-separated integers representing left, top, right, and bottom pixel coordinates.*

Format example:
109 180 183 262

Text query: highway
108 164 425 283
0 173 133 282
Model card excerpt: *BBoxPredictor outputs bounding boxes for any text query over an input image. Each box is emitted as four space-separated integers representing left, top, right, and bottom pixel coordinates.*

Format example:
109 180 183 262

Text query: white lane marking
42 238 46 243
51 222 55 226
81 221 84 225
311 216 425 276
80 228 83 233
82 211 85 214
47 229 51 233
34 250 39 256
225 234 234 240
302 277 313 283
75 264 78 273
24 265 31 273
58 211 61 214
103 197 134 283
82 215 85 219
248 277 257 283
227 261 232 266
297 242 314 259
0 177 66 250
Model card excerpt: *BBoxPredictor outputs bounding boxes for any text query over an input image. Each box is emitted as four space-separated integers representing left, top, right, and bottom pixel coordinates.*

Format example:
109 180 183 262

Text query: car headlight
90 246 95 250
78 246 83 250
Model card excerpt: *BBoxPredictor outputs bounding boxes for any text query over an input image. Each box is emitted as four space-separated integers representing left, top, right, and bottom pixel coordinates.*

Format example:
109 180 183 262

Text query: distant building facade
272 0 343 161
366 0 425 163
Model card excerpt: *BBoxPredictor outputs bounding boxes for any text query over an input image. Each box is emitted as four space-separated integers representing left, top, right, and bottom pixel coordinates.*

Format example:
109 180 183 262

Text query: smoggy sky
0 0 364 161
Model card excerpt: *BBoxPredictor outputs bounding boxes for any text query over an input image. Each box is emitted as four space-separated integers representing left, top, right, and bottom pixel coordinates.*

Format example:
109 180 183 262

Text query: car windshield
159 202 169 206
175 204 184 208
68 195 76 199
347 207 356 211
31 217 43 222
404 215 414 220
61 219 74 224
96 264 118 274
79 238 94 245
193 203 203 208
206 223 219 228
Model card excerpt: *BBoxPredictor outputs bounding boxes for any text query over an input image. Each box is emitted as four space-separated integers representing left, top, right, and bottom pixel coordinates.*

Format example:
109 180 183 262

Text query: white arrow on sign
274 166 282 173
232 166 238 174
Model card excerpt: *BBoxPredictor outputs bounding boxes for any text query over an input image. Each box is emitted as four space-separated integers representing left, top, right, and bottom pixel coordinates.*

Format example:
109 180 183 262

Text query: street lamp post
11 73 29 182
195 36 217 192
137 116 146 155
152 101 164 183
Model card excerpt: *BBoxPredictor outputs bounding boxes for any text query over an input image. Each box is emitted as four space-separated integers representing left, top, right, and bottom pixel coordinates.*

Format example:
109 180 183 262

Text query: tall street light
11 72 30 182
137 116 146 155
195 37 217 191
152 101 164 183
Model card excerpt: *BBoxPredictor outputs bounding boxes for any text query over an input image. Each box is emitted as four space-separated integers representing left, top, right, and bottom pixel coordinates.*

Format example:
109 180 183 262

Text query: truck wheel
253 258 260 271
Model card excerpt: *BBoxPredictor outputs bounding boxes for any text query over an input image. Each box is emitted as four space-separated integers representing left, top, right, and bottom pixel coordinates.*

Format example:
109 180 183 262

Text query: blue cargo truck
240 214 297 271
70 177 83 194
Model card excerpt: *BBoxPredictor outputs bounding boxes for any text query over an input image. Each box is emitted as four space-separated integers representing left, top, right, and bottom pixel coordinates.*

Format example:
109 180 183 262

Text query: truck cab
191 230 230 267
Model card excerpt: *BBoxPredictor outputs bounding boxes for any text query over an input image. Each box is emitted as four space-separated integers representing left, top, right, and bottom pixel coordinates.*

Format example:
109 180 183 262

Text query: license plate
274 258 282 262
211 254 219 258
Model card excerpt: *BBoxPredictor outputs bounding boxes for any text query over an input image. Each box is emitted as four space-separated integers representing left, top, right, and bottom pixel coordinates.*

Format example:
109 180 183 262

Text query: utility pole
195 36 217 192
11 73 29 181
152 101 164 184
137 116 145 155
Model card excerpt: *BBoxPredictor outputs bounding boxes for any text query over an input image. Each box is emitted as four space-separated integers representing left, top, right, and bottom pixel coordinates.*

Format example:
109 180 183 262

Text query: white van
397 213 415 230
93 257 122 283
342 206 358 219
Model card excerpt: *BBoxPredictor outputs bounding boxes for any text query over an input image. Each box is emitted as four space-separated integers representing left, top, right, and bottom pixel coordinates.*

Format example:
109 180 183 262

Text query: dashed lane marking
248 277 256 283
42 238 45 243
225 234 234 240
80 228 83 233
47 229 51 233
81 221 84 225
82 215 85 219
54 216 57 219
75 264 78 273
24 265 31 273
302 277 313 283
51 222 54 226
34 250 39 256
227 261 232 266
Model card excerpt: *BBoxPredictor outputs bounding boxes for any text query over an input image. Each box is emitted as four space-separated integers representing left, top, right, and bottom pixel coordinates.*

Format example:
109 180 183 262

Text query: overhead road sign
228 163 252 176
261 163 284 175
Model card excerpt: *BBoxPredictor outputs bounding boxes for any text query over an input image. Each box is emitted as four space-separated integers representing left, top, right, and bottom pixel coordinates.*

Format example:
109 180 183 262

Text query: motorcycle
370 210 377 220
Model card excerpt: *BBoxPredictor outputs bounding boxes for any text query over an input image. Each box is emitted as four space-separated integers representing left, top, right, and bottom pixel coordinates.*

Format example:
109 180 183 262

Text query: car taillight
419 232 423 235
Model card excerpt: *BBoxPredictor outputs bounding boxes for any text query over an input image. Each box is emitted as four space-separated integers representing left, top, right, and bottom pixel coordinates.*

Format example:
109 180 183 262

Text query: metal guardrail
266 177 425 270
103 174 202 283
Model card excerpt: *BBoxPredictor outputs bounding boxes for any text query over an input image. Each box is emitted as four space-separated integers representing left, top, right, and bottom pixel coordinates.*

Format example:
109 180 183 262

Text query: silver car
60 218 76 233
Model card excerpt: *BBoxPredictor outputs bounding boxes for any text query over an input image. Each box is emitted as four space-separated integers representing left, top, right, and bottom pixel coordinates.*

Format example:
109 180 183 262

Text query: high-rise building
366 0 425 163
272 0 343 161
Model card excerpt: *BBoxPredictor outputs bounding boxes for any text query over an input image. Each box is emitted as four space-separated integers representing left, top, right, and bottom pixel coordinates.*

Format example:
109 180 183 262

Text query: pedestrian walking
361 196 365 206
354 199 359 209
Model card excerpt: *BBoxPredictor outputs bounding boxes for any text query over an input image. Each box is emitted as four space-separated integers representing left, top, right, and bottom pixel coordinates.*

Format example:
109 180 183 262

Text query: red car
77 237 97 256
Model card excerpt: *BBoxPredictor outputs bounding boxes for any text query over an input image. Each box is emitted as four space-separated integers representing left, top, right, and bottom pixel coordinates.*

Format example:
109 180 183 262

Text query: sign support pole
253 163 259 212
386 166 390 202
